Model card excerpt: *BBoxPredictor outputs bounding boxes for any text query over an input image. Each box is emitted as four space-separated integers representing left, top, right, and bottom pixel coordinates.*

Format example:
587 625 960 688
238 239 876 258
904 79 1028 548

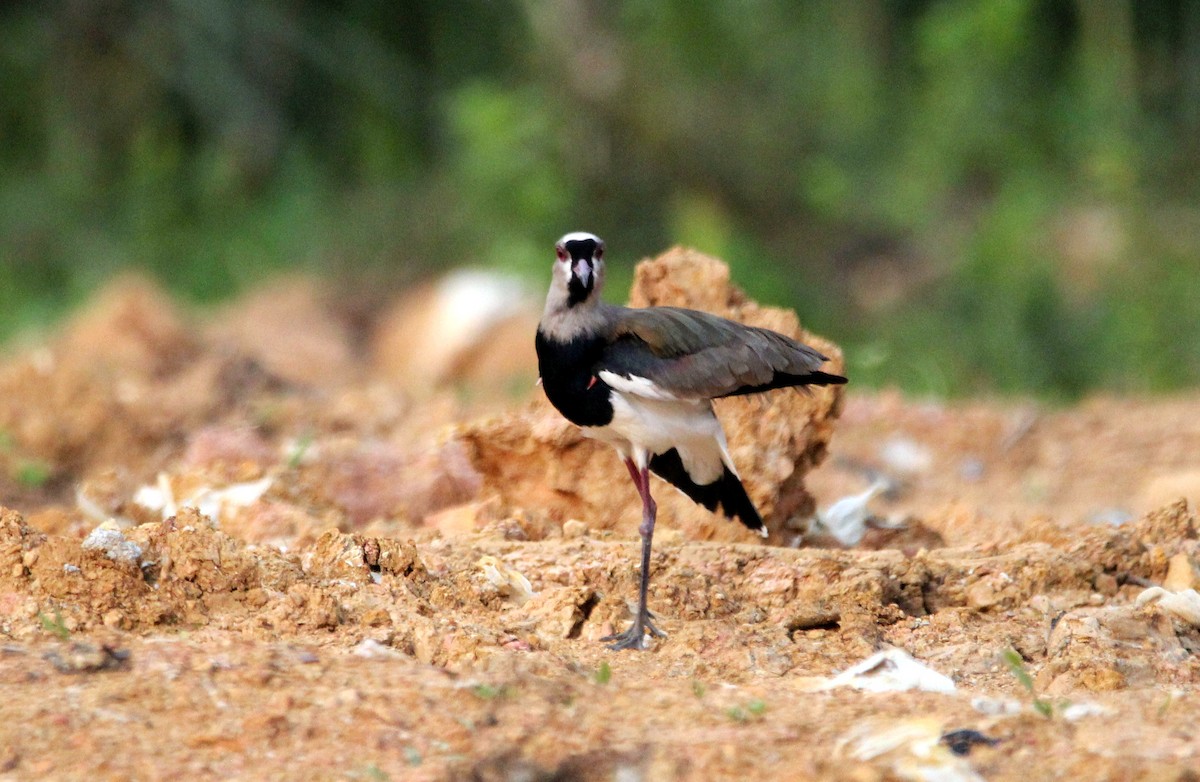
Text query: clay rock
370 270 540 396
136 507 264 594
1164 553 1200 592
1085 500 1200 585
307 439 482 526
1138 470 1200 512
1037 604 1188 694
509 586 595 642
303 530 426 584
54 273 198 378
456 247 845 540
0 276 201 476
305 530 372 583
204 276 357 388
0 507 46 588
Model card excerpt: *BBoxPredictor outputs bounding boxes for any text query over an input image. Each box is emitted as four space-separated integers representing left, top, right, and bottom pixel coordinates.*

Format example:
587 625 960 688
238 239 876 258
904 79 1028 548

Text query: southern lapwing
535 232 847 650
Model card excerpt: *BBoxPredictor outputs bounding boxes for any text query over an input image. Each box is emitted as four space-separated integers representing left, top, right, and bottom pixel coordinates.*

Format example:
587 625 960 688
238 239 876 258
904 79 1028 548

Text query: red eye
555 246 567 261
596 245 604 259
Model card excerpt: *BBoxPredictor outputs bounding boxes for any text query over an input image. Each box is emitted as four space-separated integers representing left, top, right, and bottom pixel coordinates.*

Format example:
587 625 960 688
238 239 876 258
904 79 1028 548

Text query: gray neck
539 293 612 343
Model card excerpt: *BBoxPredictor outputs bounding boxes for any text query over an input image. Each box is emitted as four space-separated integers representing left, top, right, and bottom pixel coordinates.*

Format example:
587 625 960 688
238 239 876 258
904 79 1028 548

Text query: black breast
535 330 614 427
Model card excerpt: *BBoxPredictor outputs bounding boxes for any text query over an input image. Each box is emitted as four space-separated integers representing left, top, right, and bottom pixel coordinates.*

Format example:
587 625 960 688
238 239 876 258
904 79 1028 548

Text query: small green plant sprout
15 459 52 488
691 680 706 698
1001 647 1053 718
470 683 509 700
38 608 70 640
725 698 768 723
354 765 389 781
286 431 315 469
593 660 612 685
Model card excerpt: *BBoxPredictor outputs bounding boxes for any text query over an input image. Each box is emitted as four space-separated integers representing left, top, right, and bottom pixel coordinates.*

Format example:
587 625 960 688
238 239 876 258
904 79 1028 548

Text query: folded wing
599 306 846 400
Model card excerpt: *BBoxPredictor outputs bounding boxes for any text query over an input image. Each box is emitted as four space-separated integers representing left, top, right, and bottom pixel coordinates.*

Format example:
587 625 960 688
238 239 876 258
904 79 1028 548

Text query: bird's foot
601 614 666 651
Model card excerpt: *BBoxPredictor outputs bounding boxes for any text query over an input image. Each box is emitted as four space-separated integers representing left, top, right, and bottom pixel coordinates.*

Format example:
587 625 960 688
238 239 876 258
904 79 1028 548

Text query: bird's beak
572 258 593 289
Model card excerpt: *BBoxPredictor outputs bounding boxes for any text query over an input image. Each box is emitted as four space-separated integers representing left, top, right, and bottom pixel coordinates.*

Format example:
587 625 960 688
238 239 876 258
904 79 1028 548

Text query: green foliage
470 683 510 700
1001 647 1053 718
350 766 390 782
286 431 315 471
15 459 51 488
725 697 767 722
38 609 70 641
2 0 1199 395
593 660 612 685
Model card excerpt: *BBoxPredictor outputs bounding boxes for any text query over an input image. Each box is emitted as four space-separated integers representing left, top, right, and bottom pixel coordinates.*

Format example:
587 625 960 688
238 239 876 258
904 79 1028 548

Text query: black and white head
552 231 606 308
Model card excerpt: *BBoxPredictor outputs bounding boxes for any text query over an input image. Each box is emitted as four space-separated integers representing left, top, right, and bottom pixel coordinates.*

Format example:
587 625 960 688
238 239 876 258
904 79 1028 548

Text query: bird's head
552 231 605 307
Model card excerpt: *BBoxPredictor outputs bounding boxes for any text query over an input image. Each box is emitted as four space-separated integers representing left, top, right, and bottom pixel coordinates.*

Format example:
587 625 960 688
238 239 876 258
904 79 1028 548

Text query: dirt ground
1 254 1199 781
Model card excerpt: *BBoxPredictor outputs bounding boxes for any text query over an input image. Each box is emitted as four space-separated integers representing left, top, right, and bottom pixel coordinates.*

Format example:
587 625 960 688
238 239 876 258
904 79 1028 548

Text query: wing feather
596 306 845 400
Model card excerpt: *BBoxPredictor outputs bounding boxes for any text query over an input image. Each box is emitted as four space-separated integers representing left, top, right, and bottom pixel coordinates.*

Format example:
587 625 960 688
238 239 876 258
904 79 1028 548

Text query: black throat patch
564 237 598 307
566 273 593 306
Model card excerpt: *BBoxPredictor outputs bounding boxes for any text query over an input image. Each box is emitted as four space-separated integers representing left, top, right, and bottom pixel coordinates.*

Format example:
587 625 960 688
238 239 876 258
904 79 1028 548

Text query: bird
535 231 847 650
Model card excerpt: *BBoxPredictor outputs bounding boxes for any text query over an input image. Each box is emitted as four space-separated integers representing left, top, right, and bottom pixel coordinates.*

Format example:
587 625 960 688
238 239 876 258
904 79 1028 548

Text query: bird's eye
595 245 604 259
555 246 567 261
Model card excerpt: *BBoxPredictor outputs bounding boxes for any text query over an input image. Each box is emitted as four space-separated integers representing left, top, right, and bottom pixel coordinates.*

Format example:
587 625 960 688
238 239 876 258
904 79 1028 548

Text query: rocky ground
0 251 1198 781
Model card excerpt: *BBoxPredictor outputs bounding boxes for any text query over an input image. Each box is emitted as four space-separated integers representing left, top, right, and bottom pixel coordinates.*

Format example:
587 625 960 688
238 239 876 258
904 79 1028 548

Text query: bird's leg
603 459 666 651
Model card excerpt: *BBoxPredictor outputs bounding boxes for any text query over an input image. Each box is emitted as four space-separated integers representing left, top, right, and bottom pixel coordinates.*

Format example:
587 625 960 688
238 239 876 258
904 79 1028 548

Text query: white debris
839 718 983 782
81 521 143 566
880 436 933 475
1060 702 1113 721
819 648 956 694
814 481 889 546
1086 508 1134 526
75 487 115 526
133 473 177 518
970 696 1023 716
413 269 533 385
134 472 274 525
973 694 1101 721
477 555 536 604
1136 586 1200 626
351 638 403 659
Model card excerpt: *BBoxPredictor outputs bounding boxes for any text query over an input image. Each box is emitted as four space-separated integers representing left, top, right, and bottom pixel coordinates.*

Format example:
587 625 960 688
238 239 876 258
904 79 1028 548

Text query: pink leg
604 458 665 650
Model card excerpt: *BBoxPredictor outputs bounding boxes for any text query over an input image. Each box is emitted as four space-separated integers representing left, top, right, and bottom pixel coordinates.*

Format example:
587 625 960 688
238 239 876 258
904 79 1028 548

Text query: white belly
583 390 735 486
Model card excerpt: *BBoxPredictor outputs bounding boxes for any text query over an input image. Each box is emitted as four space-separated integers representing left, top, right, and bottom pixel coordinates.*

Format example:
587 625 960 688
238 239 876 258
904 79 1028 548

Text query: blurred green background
2 0 1198 397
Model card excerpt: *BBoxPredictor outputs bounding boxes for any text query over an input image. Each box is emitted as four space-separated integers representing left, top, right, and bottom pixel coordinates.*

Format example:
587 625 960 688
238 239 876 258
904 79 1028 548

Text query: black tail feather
717 370 848 399
648 449 763 532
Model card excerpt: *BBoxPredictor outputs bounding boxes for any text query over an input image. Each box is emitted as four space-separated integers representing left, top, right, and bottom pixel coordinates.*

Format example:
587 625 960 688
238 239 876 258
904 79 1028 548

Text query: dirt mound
2 499 1200 778
0 257 1199 779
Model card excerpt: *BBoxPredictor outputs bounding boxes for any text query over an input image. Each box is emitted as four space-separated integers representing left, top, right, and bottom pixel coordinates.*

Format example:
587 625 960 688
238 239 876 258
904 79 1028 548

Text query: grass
725 698 768 723
470 683 510 700
1001 647 1053 718
285 431 315 470
38 608 70 640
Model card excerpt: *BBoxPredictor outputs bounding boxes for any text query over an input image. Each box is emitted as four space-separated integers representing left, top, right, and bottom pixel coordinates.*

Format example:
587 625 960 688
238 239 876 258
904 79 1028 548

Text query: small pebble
562 519 588 538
